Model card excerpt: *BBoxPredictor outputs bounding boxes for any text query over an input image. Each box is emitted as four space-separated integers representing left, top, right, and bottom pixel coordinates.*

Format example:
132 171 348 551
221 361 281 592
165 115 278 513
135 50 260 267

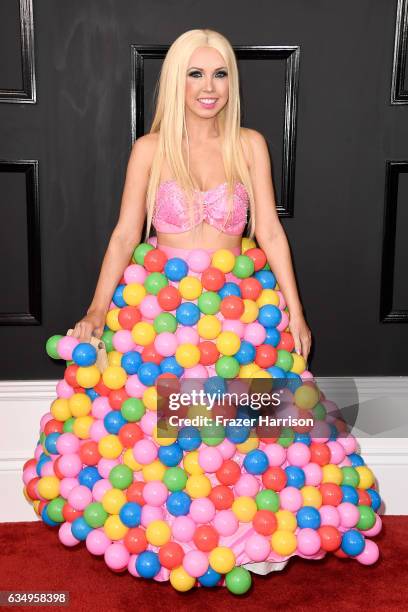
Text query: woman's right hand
71 309 106 341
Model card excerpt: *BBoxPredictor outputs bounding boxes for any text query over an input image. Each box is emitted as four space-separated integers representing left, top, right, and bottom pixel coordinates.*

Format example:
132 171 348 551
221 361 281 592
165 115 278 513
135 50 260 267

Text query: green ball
197 291 221 315
40 431 46 447
201 421 225 446
263 262 271 270
109 465 133 489
133 243 154 265
83 502 108 528
101 329 114 352
215 355 240 378
255 489 280 512
46 335 63 359
313 402 327 420
357 505 376 530
144 272 168 295
66 360 74 366
232 255 255 278
153 312 177 333
46 497 65 523
275 349 294 372
163 467 188 492
225 566 252 594
341 466 360 487
278 426 295 447
62 417 75 433
121 397 145 422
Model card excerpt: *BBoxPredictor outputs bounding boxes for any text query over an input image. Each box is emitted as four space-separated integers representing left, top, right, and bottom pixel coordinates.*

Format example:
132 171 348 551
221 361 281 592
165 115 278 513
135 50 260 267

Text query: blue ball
72 343 97 367
160 356 184 377
36 454 51 476
225 423 250 444
349 453 365 467
112 284 127 307
341 484 359 505
44 432 60 454
285 465 306 488
329 424 338 441
86 388 99 401
198 566 222 587
78 466 101 489
341 529 365 556
297 506 321 529
264 327 281 347
294 432 311 445
104 410 127 434
41 505 59 527
285 371 303 393
119 502 142 527
158 442 183 467
178 426 201 451
258 304 282 328
218 282 241 298
121 351 142 375
137 362 161 386
254 270 276 289
366 488 381 511
136 551 161 579
164 257 188 281
71 517 93 540
266 365 287 381
234 340 256 364
166 491 191 516
204 376 227 395
176 302 200 326
243 449 269 474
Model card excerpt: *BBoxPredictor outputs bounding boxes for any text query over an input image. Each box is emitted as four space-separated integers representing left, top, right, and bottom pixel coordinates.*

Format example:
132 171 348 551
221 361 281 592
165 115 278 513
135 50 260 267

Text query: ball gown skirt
22 236 382 595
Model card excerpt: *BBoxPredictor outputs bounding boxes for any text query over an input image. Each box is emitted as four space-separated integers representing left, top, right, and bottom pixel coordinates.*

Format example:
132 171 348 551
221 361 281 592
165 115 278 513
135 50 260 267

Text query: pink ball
58 453 82 478
327 441 346 464
86 528 111 555
104 542 130 570
213 509 239 536
91 396 111 419
59 477 78 499
92 479 112 502
360 513 382 537
176 326 199 345
124 263 147 284
113 330 134 353
40 412 54 431
57 336 79 360
56 433 80 455
140 411 157 436
58 522 80 547
143 481 168 506
189 498 216 523
23 466 37 485
56 378 74 399
301 370 314 381
140 295 162 319
355 539 379 565
68 485 92 511
337 502 360 528
263 443 286 466
198 447 223 472
234 474 260 497
303 462 323 486
90 420 108 442
182 550 209 578
337 434 357 454
279 486 303 512
222 319 245 337
244 533 271 562
154 332 178 357
125 375 147 398
217 438 236 460
187 249 211 272
277 291 286 309
128 554 140 577
276 310 289 332
286 442 311 467
183 364 209 378
319 505 340 527
98 458 119 478
310 421 331 443
172 516 196 542
42 462 56 477
297 528 321 555
243 322 266 345
141 505 164 527
133 439 158 464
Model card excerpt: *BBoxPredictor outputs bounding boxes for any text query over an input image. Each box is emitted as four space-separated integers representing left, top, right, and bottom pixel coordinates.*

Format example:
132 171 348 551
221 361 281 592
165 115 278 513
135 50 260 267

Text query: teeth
199 99 217 103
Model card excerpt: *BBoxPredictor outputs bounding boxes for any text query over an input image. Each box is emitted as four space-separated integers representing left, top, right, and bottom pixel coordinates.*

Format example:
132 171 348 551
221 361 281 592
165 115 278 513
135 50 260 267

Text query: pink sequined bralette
152 179 249 235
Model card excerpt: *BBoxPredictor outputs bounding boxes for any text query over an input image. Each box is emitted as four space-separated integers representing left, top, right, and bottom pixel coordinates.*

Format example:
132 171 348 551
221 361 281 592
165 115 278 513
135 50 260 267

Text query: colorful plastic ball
318 525 342 552
136 550 161 578
356 504 376 531
216 459 241 486
215 355 240 378
169 566 196 592
198 447 223 472
198 566 222 587
164 257 188 281
46 334 64 359
71 516 93 540
234 340 256 364
262 466 287 491
198 291 222 315
255 489 280 512
209 485 234 510
253 509 277 536
159 541 184 569
355 539 379 565
366 488 381 512
209 546 235 573
166 491 191 516
182 550 209 578
232 496 257 522
163 467 188 492
258 304 282 328
124 527 147 554
271 529 297 555
225 566 252 595
72 343 97 367
176 302 200 326
146 520 171 546
341 529 365 556
243 449 269 474
297 506 321 529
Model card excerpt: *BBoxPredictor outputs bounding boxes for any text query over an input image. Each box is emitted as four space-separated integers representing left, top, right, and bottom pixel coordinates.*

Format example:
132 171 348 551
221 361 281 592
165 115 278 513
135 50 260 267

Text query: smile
197 98 218 107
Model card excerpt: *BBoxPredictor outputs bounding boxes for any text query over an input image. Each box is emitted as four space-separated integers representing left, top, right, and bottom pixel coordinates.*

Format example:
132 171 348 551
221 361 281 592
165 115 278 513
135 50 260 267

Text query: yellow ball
251 369 272 379
105 308 122 331
240 299 259 323
37 476 60 500
197 314 222 340
185 474 212 498
123 282 146 306
356 466 375 489
216 331 241 356
183 451 204 475
98 434 123 459
209 546 236 573
236 437 259 454
322 464 343 485
72 415 94 439
131 321 156 346
271 530 297 555
239 363 260 378
211 249 236 273
241 237 256 253
142 459 166 482
102 365 127 390
143 386 158 411
256 289 280 307
275 510 297 532
232 496 257 522
123 448 143 471
187 404 209 420
294 383 320 410
104 514 128 540
169 566 196 592
290 352 307 375
175 343 200 368
301 485 322 508
68 393 92 417
102 488 127 514
76 365 101 389
146 520 171 546
108 350 123 367
152 425 177 446
33 500 41 516
50 398 71 422
179 276 202 300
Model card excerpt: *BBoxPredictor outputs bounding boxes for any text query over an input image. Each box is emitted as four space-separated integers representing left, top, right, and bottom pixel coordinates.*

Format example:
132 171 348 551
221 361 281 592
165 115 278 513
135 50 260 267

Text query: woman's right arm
72 133 157 340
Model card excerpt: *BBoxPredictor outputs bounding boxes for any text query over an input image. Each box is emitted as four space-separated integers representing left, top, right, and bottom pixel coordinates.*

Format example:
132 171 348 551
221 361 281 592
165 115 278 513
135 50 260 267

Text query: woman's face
184 46 229 120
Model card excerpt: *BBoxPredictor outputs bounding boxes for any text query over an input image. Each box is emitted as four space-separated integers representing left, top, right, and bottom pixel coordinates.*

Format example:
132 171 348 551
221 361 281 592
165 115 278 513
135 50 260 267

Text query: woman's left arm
244 128 312 362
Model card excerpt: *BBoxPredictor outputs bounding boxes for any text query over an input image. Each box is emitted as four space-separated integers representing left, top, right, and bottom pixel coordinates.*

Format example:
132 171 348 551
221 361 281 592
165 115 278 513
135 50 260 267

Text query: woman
24 29 382 594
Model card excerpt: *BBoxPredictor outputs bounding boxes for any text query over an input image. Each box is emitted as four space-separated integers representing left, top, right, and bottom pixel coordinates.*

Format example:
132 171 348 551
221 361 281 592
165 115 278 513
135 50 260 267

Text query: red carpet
0 516 406 611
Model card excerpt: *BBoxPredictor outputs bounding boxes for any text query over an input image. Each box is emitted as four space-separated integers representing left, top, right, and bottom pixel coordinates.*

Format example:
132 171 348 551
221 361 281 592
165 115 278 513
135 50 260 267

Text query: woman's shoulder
239 127 268 167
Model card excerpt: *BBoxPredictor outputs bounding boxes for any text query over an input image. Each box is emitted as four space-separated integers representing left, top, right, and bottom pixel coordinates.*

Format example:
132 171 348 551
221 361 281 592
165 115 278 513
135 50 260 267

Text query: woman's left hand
288 311 312 364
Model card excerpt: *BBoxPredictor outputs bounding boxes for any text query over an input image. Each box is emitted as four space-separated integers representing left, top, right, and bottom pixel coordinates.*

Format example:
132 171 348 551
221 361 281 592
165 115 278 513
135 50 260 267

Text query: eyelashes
188 70 228 79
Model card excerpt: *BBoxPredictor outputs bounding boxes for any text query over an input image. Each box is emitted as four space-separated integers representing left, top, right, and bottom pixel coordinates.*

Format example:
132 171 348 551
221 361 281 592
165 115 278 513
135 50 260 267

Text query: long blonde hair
144 28 256 242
